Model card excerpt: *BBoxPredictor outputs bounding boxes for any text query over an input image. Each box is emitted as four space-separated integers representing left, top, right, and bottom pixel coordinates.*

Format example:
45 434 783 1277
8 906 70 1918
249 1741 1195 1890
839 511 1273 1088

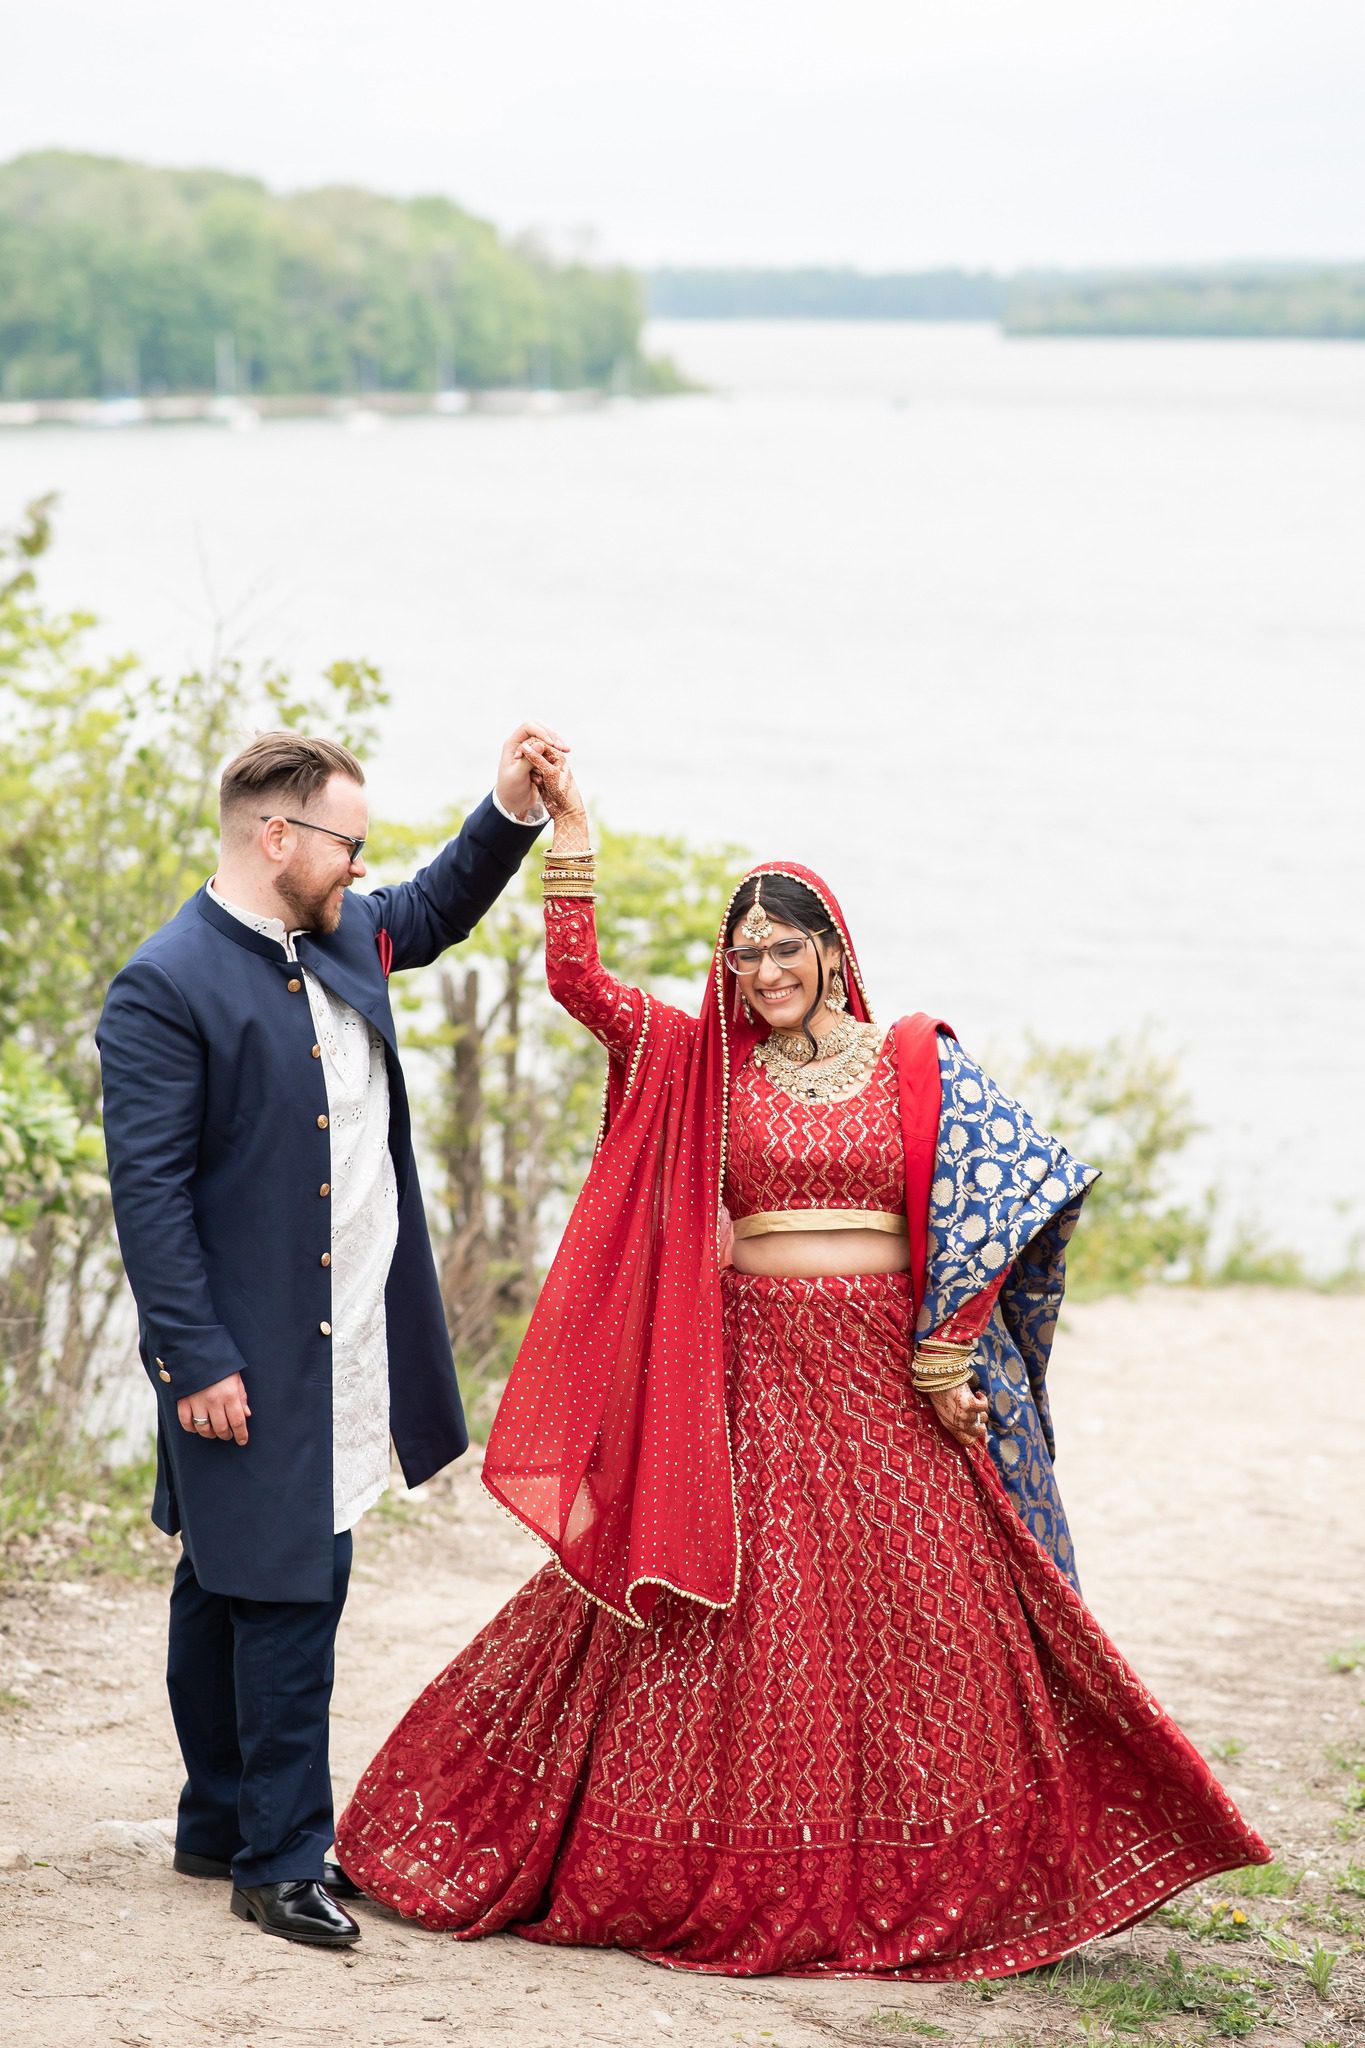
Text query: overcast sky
4 0 1362 269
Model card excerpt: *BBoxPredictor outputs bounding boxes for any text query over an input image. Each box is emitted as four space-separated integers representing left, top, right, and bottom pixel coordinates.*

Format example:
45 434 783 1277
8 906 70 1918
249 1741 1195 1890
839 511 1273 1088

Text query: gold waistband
731 1208 908 1240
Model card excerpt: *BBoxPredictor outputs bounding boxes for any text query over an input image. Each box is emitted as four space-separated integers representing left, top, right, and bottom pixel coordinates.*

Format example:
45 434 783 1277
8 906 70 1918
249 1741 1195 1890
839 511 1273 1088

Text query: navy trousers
166 1533 352 1888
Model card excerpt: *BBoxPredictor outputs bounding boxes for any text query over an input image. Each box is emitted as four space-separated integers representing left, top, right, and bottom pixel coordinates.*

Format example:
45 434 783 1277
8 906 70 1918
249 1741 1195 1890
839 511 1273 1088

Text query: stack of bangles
541 848 596 899
911 1338 978 1395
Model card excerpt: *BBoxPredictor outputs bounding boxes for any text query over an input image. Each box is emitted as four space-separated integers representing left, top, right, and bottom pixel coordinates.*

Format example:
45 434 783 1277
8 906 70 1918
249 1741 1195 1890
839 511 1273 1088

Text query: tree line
0 151 681 400
648 264 1365 338
1002 267 1365 339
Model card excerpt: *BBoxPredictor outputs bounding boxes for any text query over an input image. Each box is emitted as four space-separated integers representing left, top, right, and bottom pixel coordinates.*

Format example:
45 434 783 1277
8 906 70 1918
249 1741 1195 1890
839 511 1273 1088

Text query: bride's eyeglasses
724 930 832 976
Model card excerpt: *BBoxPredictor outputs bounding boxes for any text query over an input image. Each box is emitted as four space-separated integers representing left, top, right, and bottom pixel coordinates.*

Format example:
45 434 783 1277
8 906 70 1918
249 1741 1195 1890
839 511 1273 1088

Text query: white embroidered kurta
207 881 396 1531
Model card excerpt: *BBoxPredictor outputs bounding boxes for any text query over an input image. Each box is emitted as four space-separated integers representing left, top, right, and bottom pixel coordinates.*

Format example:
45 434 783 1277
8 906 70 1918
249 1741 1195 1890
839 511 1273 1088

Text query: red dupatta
482 863 947 1626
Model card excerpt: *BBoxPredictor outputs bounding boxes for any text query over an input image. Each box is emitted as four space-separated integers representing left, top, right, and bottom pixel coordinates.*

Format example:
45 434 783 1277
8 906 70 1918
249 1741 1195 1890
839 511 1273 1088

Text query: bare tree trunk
494 947 546 1321
437 964 494 1364
55 1198 118 1392
1 1219 54 1398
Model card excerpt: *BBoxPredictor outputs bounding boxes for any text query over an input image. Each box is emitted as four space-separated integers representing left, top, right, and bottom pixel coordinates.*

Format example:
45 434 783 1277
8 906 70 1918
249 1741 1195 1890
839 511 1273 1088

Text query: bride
335 744 1265 1979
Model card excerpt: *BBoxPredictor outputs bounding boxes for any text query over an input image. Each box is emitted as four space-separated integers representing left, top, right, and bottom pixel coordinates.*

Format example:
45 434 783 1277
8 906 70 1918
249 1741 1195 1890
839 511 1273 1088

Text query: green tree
0 152 670 399
994 1033 1210 1296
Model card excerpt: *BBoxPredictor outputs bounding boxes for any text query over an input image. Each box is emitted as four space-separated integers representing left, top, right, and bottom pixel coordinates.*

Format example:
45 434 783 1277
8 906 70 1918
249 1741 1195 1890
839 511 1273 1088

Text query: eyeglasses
262 816 367 863
724 929 832 976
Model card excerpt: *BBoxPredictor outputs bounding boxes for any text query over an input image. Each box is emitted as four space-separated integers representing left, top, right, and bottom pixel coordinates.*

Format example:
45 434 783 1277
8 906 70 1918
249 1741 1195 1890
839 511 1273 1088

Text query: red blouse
545 897 1003 1347
725 1041 904 1218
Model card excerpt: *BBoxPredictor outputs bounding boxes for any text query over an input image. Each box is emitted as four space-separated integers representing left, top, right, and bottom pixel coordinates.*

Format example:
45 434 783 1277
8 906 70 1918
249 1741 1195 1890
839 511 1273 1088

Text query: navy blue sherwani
96 794 541 1885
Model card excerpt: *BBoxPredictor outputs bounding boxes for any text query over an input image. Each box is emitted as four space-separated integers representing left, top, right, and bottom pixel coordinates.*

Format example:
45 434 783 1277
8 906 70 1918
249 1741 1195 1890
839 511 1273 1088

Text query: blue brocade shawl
918 1036 1099 1590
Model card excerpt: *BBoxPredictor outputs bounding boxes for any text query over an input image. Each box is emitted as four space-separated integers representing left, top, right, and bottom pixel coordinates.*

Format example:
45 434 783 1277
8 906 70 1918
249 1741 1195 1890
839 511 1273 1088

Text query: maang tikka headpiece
740 876 774 945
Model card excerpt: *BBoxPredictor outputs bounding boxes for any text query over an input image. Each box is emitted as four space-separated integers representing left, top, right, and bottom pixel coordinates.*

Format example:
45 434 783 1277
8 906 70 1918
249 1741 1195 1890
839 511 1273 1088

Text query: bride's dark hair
726 874 838 1058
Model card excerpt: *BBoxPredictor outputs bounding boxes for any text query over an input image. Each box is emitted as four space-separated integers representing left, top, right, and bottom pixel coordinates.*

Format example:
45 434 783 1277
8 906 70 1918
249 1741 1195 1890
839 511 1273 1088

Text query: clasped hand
177 1373 250 1446
496 721 572 821
929 1381 988 1450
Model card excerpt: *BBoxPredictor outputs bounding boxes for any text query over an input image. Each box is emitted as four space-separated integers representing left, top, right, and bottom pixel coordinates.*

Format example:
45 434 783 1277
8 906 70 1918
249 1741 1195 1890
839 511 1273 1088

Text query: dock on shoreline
0 388 615 430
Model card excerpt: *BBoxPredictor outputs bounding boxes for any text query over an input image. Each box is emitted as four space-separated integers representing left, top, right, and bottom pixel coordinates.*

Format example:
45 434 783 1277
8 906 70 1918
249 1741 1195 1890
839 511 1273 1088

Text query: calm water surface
3 321 1361 1261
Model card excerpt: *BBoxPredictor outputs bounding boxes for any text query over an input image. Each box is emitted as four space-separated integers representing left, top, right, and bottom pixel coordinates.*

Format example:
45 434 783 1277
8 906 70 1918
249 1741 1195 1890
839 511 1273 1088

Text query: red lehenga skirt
336 1271 1267 1979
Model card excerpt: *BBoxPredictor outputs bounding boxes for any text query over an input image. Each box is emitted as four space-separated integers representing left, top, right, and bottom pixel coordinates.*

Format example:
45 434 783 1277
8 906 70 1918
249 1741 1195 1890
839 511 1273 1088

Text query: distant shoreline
651 312 1365 342
648 264 1365 340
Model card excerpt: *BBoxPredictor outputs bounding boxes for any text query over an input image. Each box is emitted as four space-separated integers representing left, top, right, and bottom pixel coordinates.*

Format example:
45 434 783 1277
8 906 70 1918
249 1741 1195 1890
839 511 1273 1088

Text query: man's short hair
219 732 364 826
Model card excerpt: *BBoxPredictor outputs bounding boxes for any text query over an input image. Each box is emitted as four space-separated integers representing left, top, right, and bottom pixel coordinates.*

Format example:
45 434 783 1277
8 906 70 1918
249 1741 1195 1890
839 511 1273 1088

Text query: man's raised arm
362 720 564 973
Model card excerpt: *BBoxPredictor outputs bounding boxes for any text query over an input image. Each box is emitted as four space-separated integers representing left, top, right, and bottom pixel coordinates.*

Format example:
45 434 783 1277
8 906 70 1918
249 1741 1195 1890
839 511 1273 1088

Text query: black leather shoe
174 1849 238 1879
230 1880 359 1946
175 1849 362 1898
321 1860 362 1900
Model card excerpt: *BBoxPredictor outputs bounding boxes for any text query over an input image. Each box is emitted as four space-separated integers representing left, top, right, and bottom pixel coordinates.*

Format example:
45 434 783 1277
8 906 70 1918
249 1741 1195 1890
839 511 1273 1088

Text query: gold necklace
754 1020 882 1103
767 1013 861 1068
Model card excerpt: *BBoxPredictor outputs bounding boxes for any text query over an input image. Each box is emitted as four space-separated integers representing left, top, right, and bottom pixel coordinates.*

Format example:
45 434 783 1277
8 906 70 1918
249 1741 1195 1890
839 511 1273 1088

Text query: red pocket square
376 928 393 980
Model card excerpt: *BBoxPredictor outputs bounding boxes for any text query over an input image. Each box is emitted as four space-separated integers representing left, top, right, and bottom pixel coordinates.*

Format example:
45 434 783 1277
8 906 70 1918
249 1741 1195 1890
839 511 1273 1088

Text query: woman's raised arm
520 739 645 1062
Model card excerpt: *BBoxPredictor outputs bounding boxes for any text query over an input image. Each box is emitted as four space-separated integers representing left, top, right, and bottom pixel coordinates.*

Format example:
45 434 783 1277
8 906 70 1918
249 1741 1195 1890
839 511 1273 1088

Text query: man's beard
273 867 345 934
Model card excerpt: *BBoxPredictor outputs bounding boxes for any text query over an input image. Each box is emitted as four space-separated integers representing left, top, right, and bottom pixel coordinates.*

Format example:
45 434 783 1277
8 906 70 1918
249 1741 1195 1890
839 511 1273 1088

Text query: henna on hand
928 1381 988 1450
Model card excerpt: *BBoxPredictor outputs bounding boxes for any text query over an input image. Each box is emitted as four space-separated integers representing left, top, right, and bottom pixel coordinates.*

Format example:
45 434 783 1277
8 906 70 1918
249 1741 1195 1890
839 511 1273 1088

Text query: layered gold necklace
753 1015 883 1103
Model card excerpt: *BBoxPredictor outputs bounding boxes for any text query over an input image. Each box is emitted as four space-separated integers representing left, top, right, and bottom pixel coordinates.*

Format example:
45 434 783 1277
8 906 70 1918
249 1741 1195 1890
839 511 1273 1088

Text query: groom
96 724 555 1947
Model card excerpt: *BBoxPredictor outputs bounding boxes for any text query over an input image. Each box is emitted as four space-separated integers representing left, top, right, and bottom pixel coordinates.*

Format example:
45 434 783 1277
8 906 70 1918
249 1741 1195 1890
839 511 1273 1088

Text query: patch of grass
0 1688 26 1713
866 2017 948 2039
1303 1943 1340 1998
1030 1946 1272 2038
1322 1746 1365 1838
1337 1864 1365 1897
0 1439 168 1582
1209 1738 1247 1764
1333 1762 1365 1817
1157 1898 1257 1942
1265 1933 1344 1999
1220 1861 1301 1898
1325 1642 1365 1675
1297 1896 1365 1938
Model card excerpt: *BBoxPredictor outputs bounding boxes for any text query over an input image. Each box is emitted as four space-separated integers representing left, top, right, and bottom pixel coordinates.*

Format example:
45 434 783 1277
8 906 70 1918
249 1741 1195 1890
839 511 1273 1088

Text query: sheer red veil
482 863 945 1625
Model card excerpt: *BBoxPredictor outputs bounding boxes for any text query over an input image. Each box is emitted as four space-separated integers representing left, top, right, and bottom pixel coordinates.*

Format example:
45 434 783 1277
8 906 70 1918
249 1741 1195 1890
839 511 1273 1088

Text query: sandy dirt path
2 1287 1363 2048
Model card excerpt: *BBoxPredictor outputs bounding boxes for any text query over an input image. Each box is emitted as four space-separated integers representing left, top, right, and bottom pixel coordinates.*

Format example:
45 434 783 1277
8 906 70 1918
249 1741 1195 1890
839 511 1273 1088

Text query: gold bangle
546 847 595 862
542 884 597 899
913 1368 973 1394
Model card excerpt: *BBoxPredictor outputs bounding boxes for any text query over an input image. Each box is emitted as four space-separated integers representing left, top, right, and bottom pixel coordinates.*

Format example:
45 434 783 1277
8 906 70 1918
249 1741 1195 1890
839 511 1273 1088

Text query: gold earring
825 966 848 1014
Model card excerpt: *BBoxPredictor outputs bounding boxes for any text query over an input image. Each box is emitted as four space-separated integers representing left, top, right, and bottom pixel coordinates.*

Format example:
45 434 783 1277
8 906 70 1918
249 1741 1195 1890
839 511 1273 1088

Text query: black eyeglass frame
261 815 367 863
723 927 834 976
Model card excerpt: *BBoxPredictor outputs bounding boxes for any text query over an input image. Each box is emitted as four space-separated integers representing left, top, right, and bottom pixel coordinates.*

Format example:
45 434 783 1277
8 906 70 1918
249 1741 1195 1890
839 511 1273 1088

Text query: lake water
3 320 1361 1264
